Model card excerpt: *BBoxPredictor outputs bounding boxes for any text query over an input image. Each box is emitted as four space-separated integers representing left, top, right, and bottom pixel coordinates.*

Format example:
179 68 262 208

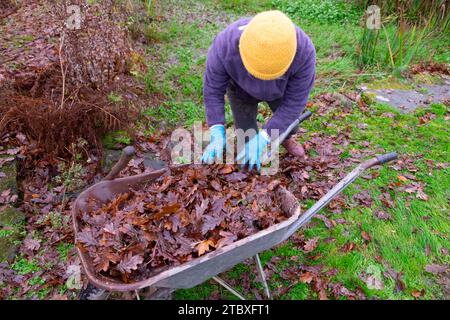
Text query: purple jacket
203 17 316 138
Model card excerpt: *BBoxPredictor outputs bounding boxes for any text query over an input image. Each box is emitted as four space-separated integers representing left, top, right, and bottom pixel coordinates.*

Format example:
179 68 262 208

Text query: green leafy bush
272 0 362 24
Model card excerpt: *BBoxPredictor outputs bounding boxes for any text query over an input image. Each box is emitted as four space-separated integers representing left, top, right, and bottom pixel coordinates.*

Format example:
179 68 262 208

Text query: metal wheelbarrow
73 113 398 300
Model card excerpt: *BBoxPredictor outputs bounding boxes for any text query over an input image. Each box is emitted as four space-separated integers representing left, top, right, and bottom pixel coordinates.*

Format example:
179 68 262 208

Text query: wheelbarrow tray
72 168 301 292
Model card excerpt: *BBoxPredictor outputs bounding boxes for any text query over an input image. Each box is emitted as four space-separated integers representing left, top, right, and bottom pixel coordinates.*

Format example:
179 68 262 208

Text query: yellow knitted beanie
239 10 297 81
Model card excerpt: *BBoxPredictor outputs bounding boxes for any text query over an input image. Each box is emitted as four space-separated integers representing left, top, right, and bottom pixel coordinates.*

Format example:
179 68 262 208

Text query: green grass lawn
135 0 449 299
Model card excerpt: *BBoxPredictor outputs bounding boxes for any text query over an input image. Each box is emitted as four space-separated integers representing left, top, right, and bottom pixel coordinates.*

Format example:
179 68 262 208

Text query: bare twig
85 102 122 130
50 234 69 246
59 34 67 110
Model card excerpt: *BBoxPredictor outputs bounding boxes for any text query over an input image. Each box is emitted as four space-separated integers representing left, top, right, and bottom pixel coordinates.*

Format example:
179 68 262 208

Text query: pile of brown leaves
410 61 450 75
0 1 131 90
76 164 287 283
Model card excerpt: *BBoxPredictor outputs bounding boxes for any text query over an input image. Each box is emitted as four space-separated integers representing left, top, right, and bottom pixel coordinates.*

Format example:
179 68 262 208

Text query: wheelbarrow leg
212 276 246 300
213 255 271 301
254 254 272 300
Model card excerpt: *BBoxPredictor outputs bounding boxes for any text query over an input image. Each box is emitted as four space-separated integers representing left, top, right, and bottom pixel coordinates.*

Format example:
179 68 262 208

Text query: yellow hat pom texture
239 10 297 81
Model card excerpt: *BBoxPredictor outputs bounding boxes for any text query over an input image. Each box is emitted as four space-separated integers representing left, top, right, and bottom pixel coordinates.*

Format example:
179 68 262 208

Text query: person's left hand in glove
236 130 270 171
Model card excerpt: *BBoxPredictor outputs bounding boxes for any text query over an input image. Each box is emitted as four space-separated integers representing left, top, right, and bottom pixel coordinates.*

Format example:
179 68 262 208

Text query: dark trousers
227 82 298 140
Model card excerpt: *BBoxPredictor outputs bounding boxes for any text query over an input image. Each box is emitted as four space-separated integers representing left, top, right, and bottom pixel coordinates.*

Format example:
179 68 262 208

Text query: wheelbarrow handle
278 110 312 144
104 146 136 181
297 110 312 124
261 110 312 164
289 152 398 233
376 152 398 165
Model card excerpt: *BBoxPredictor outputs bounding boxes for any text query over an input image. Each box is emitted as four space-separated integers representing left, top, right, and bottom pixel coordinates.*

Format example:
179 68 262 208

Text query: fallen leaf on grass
366 275 384 290
65 265 82 290
23 238 41 251
361 230 371 242
379 192 394 208
425 264 448 274
341 242 356 253
382 261 405 292
313 279 329 300
303 237 319 253
364 265 385 290
374 210 392 221
403 182 429 201
314 214 335 229
394 273 406 292
329 282 366 300
412 289 425 298
353 190 373 207
382 112 395 118
299 272 314 283
416 189 429 201
403 173 417 181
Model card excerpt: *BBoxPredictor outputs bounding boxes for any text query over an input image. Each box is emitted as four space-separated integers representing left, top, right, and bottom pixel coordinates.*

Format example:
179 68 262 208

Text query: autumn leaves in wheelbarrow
77 164 293 282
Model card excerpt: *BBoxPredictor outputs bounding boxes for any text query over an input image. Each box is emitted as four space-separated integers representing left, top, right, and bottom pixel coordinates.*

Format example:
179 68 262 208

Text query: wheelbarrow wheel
79 283 109 300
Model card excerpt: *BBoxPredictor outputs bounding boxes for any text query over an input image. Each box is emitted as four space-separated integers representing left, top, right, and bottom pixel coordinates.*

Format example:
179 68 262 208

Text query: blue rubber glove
236 130 270 171
201 125 226 164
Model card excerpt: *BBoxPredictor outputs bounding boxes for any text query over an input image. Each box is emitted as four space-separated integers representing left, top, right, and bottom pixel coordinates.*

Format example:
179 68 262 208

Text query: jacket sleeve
203 38 230 127
264 48 316 139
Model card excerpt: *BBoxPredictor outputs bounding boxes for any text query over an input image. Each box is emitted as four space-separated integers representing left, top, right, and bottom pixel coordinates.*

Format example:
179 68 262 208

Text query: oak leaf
196 239 215 256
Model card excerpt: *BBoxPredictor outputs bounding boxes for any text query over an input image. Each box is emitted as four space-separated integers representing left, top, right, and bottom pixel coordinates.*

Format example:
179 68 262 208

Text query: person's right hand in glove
201 124 226 164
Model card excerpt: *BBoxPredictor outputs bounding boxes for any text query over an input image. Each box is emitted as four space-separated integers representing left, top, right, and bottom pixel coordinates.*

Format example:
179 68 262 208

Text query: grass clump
273 0 362 24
